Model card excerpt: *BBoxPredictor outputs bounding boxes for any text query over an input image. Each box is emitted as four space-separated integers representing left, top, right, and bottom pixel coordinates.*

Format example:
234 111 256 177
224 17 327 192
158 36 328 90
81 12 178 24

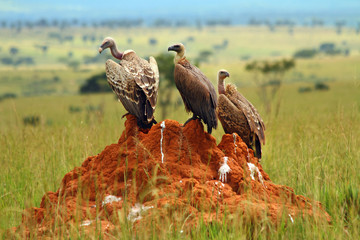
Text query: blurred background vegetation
0 0 359 238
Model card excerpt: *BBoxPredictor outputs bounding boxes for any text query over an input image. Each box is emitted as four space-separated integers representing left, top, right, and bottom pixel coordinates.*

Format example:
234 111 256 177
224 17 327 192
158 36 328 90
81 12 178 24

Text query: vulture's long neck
174 50 185 64
218 78 226 94
110 42 123 60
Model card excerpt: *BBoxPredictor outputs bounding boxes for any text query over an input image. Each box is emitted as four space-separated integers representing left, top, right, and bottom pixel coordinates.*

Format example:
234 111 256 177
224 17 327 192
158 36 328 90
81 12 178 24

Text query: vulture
99 37 159 129
217 70 265 159
168 43 218 134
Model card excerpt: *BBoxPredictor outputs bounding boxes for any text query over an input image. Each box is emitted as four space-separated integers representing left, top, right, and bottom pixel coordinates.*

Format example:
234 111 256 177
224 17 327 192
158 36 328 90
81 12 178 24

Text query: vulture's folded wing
174 62 218 131
105 59 143 119
226 84 265 145
121 51 158 109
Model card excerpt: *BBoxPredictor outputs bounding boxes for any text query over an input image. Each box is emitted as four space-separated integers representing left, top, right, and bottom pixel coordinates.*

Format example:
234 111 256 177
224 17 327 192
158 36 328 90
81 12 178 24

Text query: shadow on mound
12 115 331 237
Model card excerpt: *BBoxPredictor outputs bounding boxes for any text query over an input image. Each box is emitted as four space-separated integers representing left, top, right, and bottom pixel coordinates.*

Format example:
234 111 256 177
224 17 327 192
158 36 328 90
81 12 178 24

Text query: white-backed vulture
217 70 265 159
99 37 159 129
168 43 218 134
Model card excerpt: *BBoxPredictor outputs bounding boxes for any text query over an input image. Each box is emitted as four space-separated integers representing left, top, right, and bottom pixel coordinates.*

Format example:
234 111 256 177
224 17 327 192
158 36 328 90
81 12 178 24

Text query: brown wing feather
225 84 265 145
174 59 218 133
217 94 252 145
122 51 159 111
105 59 153 127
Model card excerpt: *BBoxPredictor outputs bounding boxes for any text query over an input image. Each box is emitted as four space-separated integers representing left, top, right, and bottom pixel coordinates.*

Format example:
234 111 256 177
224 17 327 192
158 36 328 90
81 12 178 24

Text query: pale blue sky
1 0 359 24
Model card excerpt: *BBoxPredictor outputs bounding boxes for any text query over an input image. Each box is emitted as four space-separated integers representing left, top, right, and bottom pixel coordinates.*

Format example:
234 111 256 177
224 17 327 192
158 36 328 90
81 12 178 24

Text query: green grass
0 25 360 238
1 81 359 238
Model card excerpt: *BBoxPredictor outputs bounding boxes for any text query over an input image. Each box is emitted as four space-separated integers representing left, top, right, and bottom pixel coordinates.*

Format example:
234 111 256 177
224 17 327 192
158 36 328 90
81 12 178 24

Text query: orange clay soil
12 115 330 237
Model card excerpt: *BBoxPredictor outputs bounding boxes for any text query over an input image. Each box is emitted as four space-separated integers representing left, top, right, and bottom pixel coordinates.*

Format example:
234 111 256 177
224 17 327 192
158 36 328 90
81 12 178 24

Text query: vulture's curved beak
98 47 103 54
226 72 230 78
168 45 176 52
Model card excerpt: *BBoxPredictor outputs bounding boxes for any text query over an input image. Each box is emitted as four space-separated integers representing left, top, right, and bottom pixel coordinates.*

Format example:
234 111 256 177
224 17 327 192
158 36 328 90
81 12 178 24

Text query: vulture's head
218 69 230 80
217 69 230 94
99 37 115 54
168 43 186 59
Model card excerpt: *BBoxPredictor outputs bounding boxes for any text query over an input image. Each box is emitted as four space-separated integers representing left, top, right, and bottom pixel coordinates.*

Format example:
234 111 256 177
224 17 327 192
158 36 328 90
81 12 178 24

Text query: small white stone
80 220 92 227
127 203 154 223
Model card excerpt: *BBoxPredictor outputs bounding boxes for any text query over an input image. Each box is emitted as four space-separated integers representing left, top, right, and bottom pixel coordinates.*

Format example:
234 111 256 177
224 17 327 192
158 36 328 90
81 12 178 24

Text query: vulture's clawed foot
121 113 130 119
183 115 198 127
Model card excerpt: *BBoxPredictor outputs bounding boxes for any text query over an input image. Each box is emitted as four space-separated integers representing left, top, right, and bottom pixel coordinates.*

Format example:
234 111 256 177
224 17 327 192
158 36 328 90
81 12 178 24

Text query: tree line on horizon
1 17 358 34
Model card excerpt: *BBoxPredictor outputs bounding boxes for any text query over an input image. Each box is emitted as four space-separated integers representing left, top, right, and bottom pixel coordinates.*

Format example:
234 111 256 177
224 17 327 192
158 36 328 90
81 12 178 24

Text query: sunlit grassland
0 25 359 238
1 26 359 97
0 80 359 238
1 26 358 63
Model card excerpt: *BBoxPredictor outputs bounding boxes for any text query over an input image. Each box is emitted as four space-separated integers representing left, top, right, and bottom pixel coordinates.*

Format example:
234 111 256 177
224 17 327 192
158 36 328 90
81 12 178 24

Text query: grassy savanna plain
0 25 359 238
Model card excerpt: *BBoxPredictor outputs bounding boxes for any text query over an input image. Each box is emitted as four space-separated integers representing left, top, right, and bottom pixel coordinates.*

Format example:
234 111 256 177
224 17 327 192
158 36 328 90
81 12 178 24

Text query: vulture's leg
121 112 130 119
183 114 198 127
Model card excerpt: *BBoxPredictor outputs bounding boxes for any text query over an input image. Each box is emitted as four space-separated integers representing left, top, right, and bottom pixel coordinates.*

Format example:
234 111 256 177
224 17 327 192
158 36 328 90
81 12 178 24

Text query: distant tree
293 49 317 59
1 21 7 28
82 35 88 43
0 92 17 101
79 72 111 94
53 76 60 82
245 58 295 116
52 19 59 27
154 53 176 119
298 86 312 93
176 20 188 27
319 43 335 53
195 50 212 64
187 36 195 42
23 115 40 127
335 20 346 35
63 35 74 42
311 18 324 27
9 47 19 55
149 38 158 46
37 18 49 27
314 82 329 91
41 45 48 54
90 36 96 43
1 57 13 65
67 60 80 71
72 19 79 26
153 18 172 27
24 21 33 29
15 57 35 65
48 32 62 40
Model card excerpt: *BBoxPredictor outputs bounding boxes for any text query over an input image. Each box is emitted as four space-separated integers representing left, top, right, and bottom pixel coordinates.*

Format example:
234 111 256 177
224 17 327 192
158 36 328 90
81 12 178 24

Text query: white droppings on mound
102 195 122 207
247 162 265 186
289 214 294 223
160 121 166 163
127 203 154 223
219 157 231 183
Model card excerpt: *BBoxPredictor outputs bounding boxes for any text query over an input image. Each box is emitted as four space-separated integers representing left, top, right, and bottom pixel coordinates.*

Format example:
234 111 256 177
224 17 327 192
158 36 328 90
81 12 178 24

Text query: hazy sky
1 0 359 24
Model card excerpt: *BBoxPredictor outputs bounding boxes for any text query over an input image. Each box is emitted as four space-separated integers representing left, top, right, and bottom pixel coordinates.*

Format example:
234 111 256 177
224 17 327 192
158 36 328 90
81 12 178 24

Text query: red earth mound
13 115 330 237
